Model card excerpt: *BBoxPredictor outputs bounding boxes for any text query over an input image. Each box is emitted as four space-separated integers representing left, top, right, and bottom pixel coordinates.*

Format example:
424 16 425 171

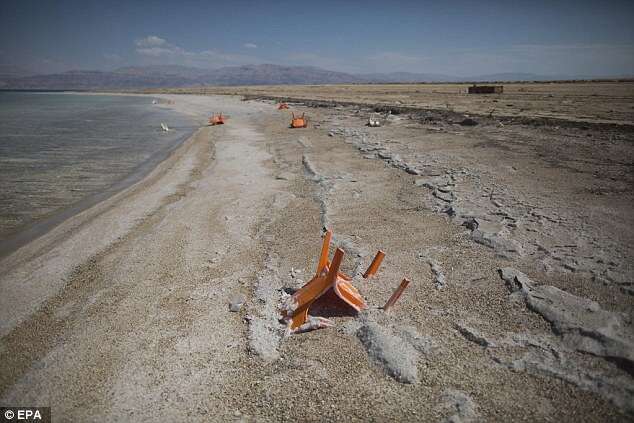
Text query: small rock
462 218 479 231
433 189 455 203
275 173 292 181
429 260 446 289
414 179 435 189
455 322 497 348
443 206 457 217
405 166 420 175
229 294 246 312
472 230 522 258
459 118 479 126
440 389 478 422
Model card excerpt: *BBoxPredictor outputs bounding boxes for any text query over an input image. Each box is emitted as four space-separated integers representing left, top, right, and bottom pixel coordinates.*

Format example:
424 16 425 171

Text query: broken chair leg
316 229 332 276
325 248 344 284
288 301 311 331
382 278 411 311
363 250 385 278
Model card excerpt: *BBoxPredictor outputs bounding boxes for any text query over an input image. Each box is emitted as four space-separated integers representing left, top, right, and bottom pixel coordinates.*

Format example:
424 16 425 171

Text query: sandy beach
0 91 632 421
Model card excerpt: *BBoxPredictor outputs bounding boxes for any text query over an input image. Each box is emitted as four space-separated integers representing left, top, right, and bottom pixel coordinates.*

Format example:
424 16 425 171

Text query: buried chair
209 113 225 125
290 112 308 128
281 230 410 333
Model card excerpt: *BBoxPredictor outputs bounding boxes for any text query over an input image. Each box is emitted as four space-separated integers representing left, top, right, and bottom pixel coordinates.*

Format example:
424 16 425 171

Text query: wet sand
0 128 193 259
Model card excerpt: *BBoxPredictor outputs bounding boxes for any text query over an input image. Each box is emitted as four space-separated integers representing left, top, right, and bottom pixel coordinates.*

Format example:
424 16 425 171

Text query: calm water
0 92 196 249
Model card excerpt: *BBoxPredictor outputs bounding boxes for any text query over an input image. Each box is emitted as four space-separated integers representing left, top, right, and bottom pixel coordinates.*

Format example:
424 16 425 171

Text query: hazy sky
1 0 633 76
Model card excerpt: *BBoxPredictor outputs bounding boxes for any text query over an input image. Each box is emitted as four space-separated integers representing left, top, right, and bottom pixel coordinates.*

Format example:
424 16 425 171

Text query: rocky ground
0 92 632 422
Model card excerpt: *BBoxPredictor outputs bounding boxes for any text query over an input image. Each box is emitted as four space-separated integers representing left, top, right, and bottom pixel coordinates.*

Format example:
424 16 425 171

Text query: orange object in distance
209 113 225 125
290 112 308 128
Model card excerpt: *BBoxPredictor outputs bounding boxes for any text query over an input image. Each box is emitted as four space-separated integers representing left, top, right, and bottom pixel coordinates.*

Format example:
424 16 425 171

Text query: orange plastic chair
282 230 398 333
290 112 308 128
209 113 225 125
281 229 411 333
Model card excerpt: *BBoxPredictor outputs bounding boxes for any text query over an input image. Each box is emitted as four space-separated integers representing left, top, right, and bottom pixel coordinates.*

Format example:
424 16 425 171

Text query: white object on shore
229 294 246 312
368 113 381 127
160 122 169 132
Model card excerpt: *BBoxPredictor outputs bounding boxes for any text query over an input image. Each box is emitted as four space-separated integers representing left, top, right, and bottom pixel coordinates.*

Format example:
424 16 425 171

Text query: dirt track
0 93 632 422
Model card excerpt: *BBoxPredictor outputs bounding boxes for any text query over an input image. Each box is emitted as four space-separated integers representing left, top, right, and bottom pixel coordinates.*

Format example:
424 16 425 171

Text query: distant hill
0 70 196 90
461 72 562 82
359 72 575 83
199 64 361 85
0 64 363 89
359 72 455 83
0 64 36 80
0 63 604 90
114 65 212 79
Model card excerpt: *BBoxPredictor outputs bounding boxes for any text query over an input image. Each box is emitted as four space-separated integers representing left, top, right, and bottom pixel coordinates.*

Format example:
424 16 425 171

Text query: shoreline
0 92 198 259
0 122 211 337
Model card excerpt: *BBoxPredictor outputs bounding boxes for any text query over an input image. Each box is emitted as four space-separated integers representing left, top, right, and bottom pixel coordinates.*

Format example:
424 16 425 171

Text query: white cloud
137 46 184 57
135 35 167 48
129 36 634 77
135 36 180 58
134 35 262 68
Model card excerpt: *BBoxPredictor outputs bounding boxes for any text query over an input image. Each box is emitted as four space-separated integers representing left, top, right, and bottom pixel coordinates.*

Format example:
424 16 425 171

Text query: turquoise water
0 92 195 247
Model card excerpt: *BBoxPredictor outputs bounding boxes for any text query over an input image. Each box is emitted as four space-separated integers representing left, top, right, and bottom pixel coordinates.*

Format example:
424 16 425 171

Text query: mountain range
0 64 618 90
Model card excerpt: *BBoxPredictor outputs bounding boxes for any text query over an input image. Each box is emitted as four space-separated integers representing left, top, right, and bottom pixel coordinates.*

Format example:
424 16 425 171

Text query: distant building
468 85 504 94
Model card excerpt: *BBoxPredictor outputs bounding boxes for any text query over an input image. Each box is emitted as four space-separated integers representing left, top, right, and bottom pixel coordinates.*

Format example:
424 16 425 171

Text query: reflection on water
0 92 195 240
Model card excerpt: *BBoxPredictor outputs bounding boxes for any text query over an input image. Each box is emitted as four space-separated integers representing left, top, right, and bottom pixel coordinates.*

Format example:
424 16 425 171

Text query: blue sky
1 0 633 76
